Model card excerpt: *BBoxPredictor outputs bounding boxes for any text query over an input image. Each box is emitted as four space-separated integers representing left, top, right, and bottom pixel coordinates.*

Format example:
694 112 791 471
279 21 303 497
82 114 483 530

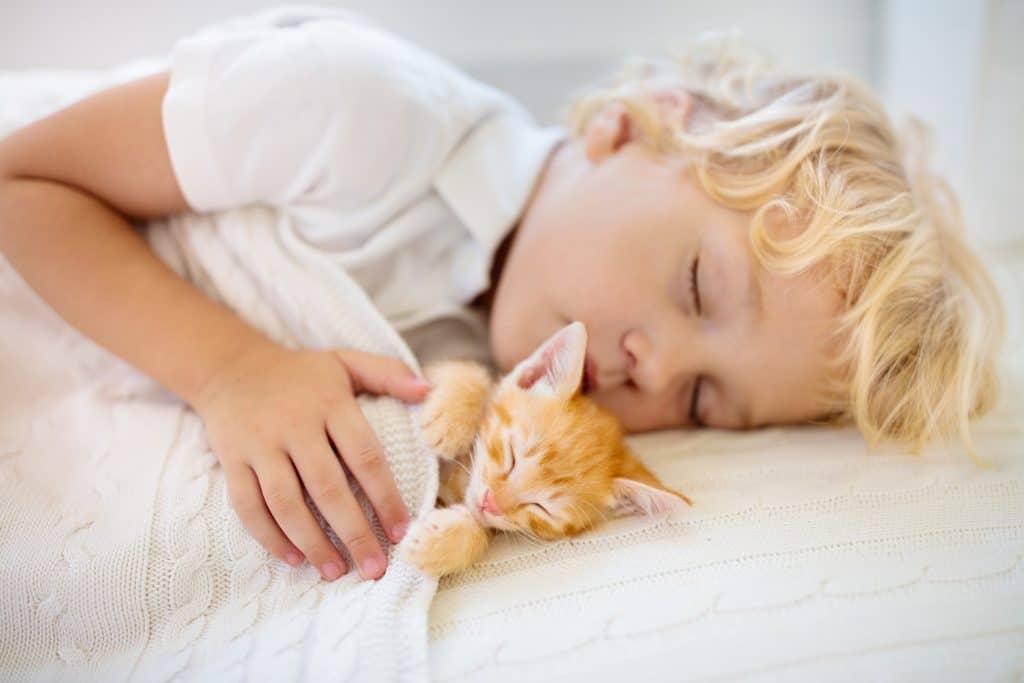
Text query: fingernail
361 557 383 579
321 562 342 581
286 551 303 566
413 378 433 391
391 521 408 542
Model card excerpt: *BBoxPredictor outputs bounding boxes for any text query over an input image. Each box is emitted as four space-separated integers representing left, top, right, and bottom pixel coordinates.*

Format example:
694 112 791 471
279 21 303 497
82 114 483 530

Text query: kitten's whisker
450 458 472 478
510 524 545 547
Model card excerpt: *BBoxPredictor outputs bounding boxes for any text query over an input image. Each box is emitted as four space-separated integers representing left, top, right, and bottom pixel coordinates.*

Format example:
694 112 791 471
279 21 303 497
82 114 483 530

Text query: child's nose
623 329 682 394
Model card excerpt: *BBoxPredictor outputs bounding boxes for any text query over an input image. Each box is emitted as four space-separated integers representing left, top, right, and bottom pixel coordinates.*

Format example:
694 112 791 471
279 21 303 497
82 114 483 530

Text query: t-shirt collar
434 110 568 300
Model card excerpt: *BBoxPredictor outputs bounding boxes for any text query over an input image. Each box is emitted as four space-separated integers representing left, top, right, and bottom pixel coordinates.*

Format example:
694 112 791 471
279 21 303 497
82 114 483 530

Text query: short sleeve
161 16 458 213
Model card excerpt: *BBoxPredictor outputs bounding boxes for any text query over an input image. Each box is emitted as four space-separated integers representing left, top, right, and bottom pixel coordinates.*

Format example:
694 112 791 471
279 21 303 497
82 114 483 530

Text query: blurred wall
1 0 1020 247
0 0 879 120
881 0 1023 249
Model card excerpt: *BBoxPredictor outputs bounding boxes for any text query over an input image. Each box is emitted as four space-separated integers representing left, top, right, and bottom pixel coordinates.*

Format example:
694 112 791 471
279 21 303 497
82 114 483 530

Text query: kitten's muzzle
480 489 502 516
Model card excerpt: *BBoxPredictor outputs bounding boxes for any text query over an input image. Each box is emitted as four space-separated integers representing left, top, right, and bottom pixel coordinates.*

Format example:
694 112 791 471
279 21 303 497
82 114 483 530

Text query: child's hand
191 342 431 582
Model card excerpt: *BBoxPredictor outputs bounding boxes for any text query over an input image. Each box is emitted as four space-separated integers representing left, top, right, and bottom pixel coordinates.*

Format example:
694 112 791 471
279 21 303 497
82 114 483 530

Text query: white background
2 0 1020 248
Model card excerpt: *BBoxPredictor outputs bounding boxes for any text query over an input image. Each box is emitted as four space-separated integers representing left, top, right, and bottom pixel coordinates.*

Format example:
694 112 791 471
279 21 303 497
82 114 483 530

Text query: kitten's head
465 321 693 539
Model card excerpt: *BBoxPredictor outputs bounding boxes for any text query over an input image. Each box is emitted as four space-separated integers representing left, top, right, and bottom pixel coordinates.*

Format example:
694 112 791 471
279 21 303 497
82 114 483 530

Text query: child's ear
585 88 695 162
504 321 587 401
584 102 634 162
608 477 693 518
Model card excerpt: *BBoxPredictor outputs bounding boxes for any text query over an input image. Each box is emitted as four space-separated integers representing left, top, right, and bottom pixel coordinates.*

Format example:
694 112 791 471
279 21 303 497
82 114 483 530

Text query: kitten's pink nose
481 489 502 516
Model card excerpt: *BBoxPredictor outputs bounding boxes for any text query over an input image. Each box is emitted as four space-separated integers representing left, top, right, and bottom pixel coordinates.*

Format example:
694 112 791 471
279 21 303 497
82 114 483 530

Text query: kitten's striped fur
402 322 692 577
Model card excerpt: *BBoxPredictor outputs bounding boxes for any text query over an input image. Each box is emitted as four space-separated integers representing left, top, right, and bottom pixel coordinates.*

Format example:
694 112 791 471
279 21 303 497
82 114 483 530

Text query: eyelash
690 256 702 315
689 376 705 427
689 256 705 427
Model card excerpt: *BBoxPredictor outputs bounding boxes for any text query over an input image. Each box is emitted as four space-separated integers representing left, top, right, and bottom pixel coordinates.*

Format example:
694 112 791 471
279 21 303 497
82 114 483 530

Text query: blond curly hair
560 31 1005 461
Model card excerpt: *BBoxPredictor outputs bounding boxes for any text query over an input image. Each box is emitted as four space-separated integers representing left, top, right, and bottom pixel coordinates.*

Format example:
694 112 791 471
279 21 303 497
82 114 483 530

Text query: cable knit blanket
0 61 438 682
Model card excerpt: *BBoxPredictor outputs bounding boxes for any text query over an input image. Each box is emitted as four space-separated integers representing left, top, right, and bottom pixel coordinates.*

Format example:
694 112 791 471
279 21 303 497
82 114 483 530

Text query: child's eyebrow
737 261 762 428
711 238 762 322
718 248 760 429
745 258 764 322
715 378 755 430
737 393 755 429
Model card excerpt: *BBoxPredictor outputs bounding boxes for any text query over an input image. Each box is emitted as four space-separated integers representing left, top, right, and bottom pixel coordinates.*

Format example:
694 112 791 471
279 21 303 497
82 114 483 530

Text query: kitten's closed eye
528 501 551 516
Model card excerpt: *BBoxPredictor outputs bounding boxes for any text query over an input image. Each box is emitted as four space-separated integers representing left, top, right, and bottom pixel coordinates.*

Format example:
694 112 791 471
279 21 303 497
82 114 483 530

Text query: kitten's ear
608 477 693 518
505 321 587 401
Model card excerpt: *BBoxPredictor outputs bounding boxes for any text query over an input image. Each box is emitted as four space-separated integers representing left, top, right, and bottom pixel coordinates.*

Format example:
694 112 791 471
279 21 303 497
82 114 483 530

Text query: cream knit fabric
0 64 438 682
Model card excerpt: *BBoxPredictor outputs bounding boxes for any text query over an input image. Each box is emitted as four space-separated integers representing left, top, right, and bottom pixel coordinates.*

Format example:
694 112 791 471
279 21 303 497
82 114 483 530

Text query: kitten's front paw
401 505 489 577
418 361 492 461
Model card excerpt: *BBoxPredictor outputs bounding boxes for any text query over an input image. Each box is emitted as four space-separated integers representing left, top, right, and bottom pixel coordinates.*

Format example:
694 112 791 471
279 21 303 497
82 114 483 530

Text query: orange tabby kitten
402 321 693 577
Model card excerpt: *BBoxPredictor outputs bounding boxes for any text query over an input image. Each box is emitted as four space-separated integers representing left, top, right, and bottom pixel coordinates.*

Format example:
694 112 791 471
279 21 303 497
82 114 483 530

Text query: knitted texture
0 63 438 682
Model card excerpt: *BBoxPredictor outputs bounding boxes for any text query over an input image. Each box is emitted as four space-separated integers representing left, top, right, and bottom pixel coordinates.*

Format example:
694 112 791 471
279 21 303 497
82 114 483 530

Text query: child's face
487 99 843 432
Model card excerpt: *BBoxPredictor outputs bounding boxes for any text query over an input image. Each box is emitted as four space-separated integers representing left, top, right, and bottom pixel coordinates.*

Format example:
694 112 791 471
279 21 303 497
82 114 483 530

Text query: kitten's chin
468 506 489 526
471 503 515 531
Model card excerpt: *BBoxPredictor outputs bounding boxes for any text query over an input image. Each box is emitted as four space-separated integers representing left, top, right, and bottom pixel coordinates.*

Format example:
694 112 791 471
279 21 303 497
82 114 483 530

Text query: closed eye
689 375 705 427
688 255 705 427
505 444 516 475
690 256 702 315
529 502 551 516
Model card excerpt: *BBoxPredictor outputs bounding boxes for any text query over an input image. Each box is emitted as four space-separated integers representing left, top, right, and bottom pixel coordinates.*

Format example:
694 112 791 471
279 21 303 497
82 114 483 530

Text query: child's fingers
254 452 349 582
223 461 305 568
288 428 388 581
336 350 431 402
326 399 410 546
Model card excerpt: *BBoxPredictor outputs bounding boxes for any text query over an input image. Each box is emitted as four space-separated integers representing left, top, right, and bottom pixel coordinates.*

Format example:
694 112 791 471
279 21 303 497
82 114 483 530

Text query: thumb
335 350 432 402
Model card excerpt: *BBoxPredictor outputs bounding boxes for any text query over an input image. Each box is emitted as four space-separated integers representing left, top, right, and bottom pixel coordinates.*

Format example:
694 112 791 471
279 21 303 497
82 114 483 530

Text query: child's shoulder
162 5 518 213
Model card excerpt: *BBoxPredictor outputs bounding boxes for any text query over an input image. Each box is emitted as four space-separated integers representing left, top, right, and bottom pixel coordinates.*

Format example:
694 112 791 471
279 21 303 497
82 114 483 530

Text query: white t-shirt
161 6 567 369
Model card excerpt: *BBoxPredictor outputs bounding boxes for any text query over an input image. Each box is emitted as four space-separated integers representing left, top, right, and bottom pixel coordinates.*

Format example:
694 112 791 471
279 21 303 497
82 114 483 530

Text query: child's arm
0 72 258 411
0 71 425 581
